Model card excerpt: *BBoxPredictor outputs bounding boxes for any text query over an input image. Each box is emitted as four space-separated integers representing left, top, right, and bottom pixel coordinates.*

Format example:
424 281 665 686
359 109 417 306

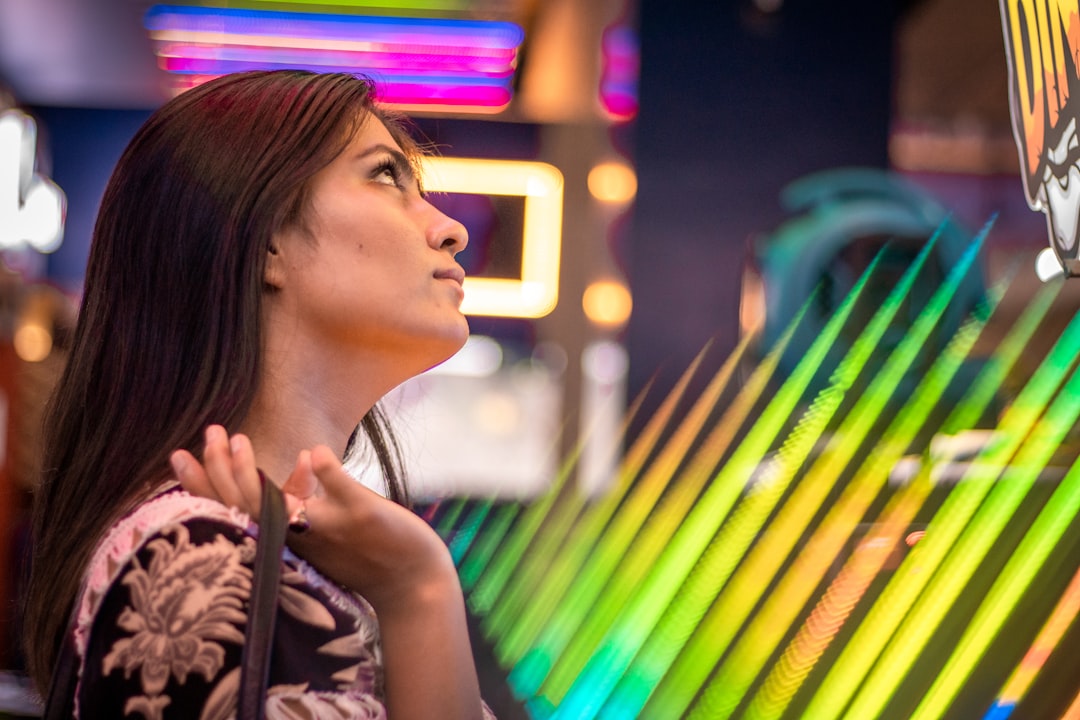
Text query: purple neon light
157 44 517 76
146 5 523 109
145 6 524 49
599 24 639 120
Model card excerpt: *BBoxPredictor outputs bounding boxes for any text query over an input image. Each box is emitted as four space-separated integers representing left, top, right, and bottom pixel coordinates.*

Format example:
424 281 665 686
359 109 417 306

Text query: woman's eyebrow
356 144 413 175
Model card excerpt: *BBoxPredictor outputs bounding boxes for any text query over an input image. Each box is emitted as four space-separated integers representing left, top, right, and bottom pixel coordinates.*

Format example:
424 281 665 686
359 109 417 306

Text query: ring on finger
288 503 311 534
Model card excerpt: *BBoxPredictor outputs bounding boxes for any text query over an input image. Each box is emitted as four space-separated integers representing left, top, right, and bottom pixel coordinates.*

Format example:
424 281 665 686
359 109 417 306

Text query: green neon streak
744 276 1010 720
455 382 639 591
471 377 656 623
470 440 585 620
746 464 937 720
483 479 587 644
459 503 515 587
504 335 754 694
837 305 1080 720
933 283 1059 438
681 227 991 720
448 502 491 565
613 233 938 720
749 273 1055 720
800 280 1066 719
531 316 790 702
435 497 467 540
485 352 702 659
909 399 1080 718
548 239 906 720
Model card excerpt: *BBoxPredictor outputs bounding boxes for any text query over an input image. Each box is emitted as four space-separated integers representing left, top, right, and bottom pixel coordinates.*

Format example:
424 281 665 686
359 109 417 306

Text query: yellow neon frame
419 157 564 319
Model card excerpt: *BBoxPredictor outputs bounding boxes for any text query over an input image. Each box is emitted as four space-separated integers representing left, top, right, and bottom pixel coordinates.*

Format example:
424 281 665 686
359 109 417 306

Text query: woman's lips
434 266 465 285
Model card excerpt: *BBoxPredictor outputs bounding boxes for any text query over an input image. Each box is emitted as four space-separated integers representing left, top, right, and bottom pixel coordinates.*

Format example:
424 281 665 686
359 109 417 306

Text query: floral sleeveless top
71 486 493 719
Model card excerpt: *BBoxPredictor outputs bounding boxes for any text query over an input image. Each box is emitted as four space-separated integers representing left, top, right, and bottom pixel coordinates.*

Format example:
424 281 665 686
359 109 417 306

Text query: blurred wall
31 107 152 288
626 0 893 425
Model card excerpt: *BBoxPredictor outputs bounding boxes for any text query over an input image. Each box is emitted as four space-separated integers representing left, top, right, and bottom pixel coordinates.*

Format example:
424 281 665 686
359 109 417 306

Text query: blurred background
2 0 1079 718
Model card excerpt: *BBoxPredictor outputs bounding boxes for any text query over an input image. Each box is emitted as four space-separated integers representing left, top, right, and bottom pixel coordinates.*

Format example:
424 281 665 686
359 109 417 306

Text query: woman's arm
171 426 484 720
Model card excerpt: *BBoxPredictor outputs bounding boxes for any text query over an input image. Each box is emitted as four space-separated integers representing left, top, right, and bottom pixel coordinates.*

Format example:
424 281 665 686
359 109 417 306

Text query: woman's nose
428 205 469 256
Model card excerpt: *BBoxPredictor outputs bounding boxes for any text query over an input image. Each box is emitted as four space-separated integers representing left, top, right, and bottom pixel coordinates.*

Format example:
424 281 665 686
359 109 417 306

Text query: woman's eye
374 164 399 186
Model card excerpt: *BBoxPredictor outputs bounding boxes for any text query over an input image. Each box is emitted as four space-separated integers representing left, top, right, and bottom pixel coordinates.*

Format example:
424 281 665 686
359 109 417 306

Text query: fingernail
170 452 186 475
230 435 242 453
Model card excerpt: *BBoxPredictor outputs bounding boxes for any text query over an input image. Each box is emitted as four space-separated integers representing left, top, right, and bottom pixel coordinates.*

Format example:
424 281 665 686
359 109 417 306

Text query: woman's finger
171 449 220 502
282 449 320 500
228 433 263 517
202 424 247 511
289 444 453 607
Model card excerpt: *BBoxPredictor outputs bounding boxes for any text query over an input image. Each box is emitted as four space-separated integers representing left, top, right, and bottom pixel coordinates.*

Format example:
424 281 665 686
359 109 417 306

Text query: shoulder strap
237 473 287 720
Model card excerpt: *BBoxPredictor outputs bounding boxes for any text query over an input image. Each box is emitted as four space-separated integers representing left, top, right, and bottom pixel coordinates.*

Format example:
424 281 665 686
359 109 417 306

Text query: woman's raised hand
170 425 483 720
169 425 457 607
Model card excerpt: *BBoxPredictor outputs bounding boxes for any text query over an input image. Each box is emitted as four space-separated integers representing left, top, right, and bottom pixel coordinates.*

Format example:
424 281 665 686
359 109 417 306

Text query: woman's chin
428 332 470 372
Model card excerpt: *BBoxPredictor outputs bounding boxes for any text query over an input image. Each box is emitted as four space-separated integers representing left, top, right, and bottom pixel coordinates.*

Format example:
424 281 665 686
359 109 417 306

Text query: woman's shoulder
73 486 390 719
74 485 254 658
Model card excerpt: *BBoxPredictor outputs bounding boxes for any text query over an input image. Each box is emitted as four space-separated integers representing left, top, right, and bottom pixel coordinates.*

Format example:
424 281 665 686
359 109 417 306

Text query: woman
23 70 489 719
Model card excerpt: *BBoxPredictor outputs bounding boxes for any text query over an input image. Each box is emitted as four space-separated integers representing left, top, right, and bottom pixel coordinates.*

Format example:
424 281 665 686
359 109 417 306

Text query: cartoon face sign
1000 0 1080 277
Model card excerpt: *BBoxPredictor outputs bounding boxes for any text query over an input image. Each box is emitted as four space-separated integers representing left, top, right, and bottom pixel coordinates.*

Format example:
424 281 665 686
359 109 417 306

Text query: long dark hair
23 70 414 690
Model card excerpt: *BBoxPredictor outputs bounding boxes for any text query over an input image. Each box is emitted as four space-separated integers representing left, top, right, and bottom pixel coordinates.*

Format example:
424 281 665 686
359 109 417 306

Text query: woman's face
271 113 470 378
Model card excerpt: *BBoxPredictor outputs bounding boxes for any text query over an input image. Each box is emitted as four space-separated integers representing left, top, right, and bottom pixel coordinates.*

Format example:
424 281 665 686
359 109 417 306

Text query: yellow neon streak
686 234 992 720
995 564 1080 706
480 350 700 643
841 368 1080 720
803 283 1066 720
538 325 785 701
1063 686 1080 720
744 291 999 720
909 449 1080 720
641 237 934 718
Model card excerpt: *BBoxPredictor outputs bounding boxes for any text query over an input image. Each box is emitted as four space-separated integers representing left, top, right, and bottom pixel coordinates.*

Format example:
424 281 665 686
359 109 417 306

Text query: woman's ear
264 240 287 290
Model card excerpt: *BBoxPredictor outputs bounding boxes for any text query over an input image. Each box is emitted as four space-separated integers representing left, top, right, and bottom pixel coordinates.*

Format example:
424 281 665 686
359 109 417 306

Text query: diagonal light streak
505 333 755 696
836 298 1080 720
798 282 1077 719
683 223 993 720
478 349 700 641
550 231 923 719
744 273 1014 720
910 410 1080 718
982 561 1080 719
533 308 799 702
614 231 940 720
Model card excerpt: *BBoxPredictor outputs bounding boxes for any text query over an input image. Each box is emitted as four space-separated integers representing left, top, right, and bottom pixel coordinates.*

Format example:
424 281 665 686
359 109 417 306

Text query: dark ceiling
0 0 1016 138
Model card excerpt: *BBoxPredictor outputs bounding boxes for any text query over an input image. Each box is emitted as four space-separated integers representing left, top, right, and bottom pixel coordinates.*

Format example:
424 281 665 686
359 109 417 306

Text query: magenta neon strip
599 25 638 120
156 43 517 75
158 49 516 77
164 73 511 106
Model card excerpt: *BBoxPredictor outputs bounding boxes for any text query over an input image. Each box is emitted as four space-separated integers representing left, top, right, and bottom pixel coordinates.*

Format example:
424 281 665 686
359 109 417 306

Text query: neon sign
144 5 524 113
999 0 1080 279
0 109 65 253
419 157 563 319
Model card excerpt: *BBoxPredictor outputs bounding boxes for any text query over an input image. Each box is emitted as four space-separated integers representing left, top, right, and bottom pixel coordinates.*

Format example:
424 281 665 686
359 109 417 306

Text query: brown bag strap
238 472 287 720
